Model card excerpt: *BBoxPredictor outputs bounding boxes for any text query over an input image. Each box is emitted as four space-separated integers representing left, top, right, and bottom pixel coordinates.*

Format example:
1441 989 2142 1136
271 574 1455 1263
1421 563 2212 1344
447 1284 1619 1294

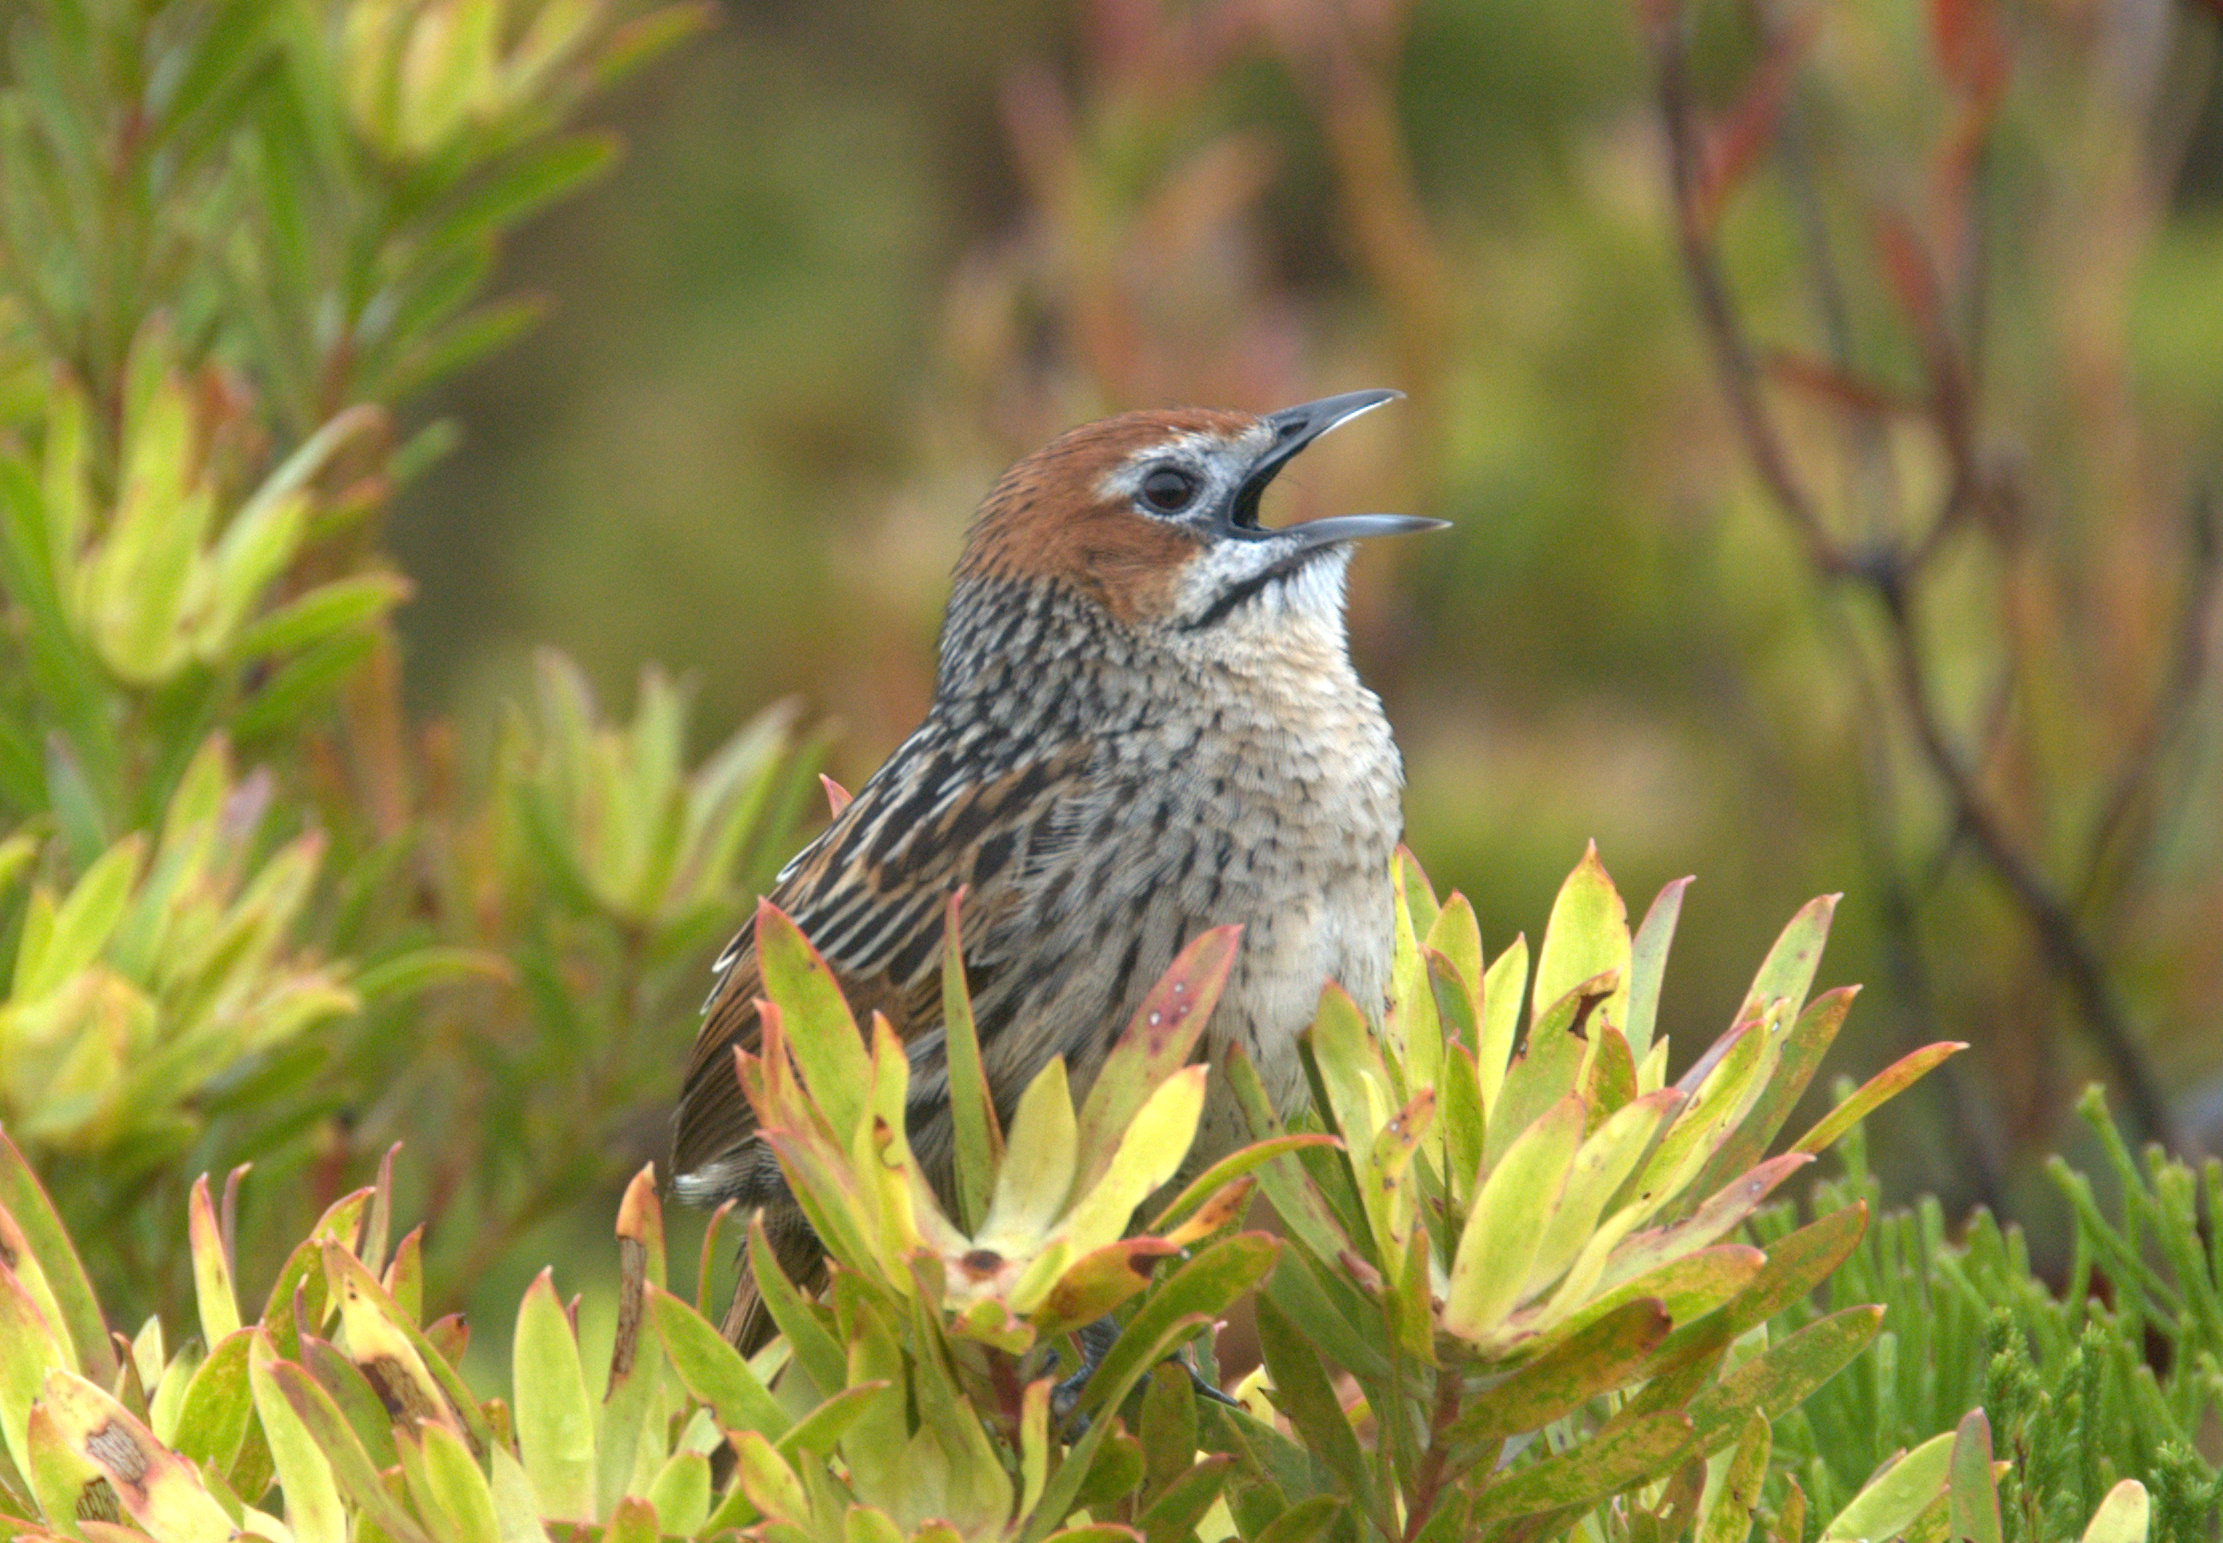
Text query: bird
673 389 1446 1351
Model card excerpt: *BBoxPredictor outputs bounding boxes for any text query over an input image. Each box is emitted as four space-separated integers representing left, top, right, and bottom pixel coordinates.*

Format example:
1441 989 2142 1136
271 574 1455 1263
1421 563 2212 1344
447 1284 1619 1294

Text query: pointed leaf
1736 895 1837 1026
941 893 1001 1233
248 1332 345 1543
1073 927 1240 1195
1689 1307 1884 1451
647 1284 788 1438
2081 1482 2150 1543
1450 1298 1672 1445
1820 1431 1955 1542
513 1269 595 1522
1445 1097 1583 1342
1532 843 1630 1043
755 900 869 1137
1470 1411 1694 1525
1792 1043 1964 1155
1627 878 1689 1065
0 1134 115 1383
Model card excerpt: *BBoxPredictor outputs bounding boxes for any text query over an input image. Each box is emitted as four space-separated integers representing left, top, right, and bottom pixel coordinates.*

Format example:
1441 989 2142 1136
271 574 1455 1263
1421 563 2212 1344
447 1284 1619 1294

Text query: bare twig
1650 8 1857 583
1872 576 2179 1150
2077 489 2223 921
1645 3 2183 1152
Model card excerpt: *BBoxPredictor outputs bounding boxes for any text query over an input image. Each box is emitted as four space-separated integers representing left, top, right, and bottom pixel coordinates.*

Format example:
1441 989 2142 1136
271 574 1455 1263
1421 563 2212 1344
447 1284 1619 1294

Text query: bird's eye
1139 465 1201 514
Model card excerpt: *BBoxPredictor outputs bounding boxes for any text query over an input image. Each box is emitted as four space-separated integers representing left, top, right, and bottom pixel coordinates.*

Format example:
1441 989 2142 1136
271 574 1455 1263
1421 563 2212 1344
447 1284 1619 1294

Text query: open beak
1223 388 1451 548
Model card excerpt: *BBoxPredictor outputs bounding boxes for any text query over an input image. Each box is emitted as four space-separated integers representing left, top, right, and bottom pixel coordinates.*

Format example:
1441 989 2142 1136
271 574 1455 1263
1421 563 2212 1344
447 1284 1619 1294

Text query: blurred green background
387 0 2223 1245
6 0 2222 1358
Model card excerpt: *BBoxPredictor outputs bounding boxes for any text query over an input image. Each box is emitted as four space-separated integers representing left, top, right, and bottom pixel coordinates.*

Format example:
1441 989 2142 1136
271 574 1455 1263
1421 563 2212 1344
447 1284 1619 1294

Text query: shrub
0 845 2011 1543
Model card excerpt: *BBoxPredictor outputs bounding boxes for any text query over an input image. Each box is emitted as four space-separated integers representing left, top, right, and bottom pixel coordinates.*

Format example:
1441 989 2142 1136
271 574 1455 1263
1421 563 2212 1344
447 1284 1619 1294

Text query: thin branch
1646 4 2183 1152
2077 488 2223 919
1652 16 1860 583
1872 577 2180 1151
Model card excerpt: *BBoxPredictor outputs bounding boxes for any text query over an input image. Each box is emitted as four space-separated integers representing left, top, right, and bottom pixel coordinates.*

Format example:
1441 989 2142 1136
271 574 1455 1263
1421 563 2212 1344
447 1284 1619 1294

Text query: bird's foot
1049 1316 1240 1432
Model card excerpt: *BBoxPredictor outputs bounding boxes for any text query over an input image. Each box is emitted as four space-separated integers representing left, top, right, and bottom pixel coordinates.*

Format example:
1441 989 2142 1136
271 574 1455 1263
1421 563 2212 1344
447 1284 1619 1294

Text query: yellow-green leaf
1444 1095 1583 1343
512 1269 595 1522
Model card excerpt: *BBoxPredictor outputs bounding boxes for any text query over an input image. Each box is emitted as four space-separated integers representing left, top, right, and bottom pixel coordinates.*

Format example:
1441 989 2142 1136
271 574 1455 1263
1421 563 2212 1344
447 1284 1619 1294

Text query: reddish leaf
1931 0 2009 103
1765 353 1915 419
1693 12 1820 229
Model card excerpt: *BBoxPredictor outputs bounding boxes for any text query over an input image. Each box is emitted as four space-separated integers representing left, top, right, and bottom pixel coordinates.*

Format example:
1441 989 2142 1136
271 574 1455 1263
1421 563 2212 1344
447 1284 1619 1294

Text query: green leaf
229 574 411 664
1146 1134 1339 1235
1626 877 1689 1067
187 1175 241 1348
1260 1250 1391 1382
231 629 378 740
1595 1152 1813 1296
1256 1494 1344 1543
17 836 139 998
1687 1307 1884 1451
320 1243 494 1452
1079 1234 1276 1419
1073 926 1241 1197
2081 1482 2151 1543
647 1451 712 1536
1649 1202 1867 1364
1470 1411 1694 1526
1820 1431 1954 1542
1477 934 1529 1114
1487 979 1605 1174
0 1263 70 1480
170 1330 254 1474
1736 894 1837 1027
1141 1453 1233 1543
388 297 545 399
1949 1411 2002 1543
647 1284 789 1438
429 135 617 256
745 1212 844 1395
1445 1096 1583 1343
941 894 1001 1234
259 1351 435 1543
1690 986 1859 1201
755 900 870 1139
512 1269 595 1523
1254 1295 1376 1527
1697 1411 1770 1543
249 1338 348 1543
0 1131 116 1384
262 1188 371 1362
1222 1046 1354 1273
1449 1298 1672 1446
1532 842 1630 1041
1792 1042 1965 1155
1545 1245 1765 1347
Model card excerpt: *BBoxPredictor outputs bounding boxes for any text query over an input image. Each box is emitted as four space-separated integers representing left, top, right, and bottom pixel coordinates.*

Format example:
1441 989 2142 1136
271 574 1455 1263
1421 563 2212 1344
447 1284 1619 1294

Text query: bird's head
952 390 1446 638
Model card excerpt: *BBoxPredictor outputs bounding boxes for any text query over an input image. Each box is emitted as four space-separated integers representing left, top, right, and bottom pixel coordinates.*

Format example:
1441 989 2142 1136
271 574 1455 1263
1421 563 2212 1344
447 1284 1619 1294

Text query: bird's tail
721 1208 827 1354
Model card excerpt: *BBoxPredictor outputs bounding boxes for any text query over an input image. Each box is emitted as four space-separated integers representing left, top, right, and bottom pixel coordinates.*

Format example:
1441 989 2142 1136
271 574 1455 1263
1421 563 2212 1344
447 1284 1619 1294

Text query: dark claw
1050 1316 1121 1430
1049 1316 1240 1432
1183 1354 1242 1409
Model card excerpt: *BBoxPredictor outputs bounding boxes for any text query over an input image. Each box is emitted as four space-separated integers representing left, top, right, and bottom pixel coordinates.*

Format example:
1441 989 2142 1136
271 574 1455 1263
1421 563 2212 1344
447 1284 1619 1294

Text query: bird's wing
672 728 1089 1197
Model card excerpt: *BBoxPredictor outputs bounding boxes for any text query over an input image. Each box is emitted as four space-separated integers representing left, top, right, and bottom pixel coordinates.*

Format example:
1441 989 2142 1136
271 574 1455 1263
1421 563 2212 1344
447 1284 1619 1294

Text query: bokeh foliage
0 0 828 1328
392 0 2223 1222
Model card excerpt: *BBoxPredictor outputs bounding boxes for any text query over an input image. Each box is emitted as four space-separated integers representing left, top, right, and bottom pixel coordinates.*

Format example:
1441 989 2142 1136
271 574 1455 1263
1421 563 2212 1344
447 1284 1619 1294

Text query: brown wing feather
671 730 1088 1202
